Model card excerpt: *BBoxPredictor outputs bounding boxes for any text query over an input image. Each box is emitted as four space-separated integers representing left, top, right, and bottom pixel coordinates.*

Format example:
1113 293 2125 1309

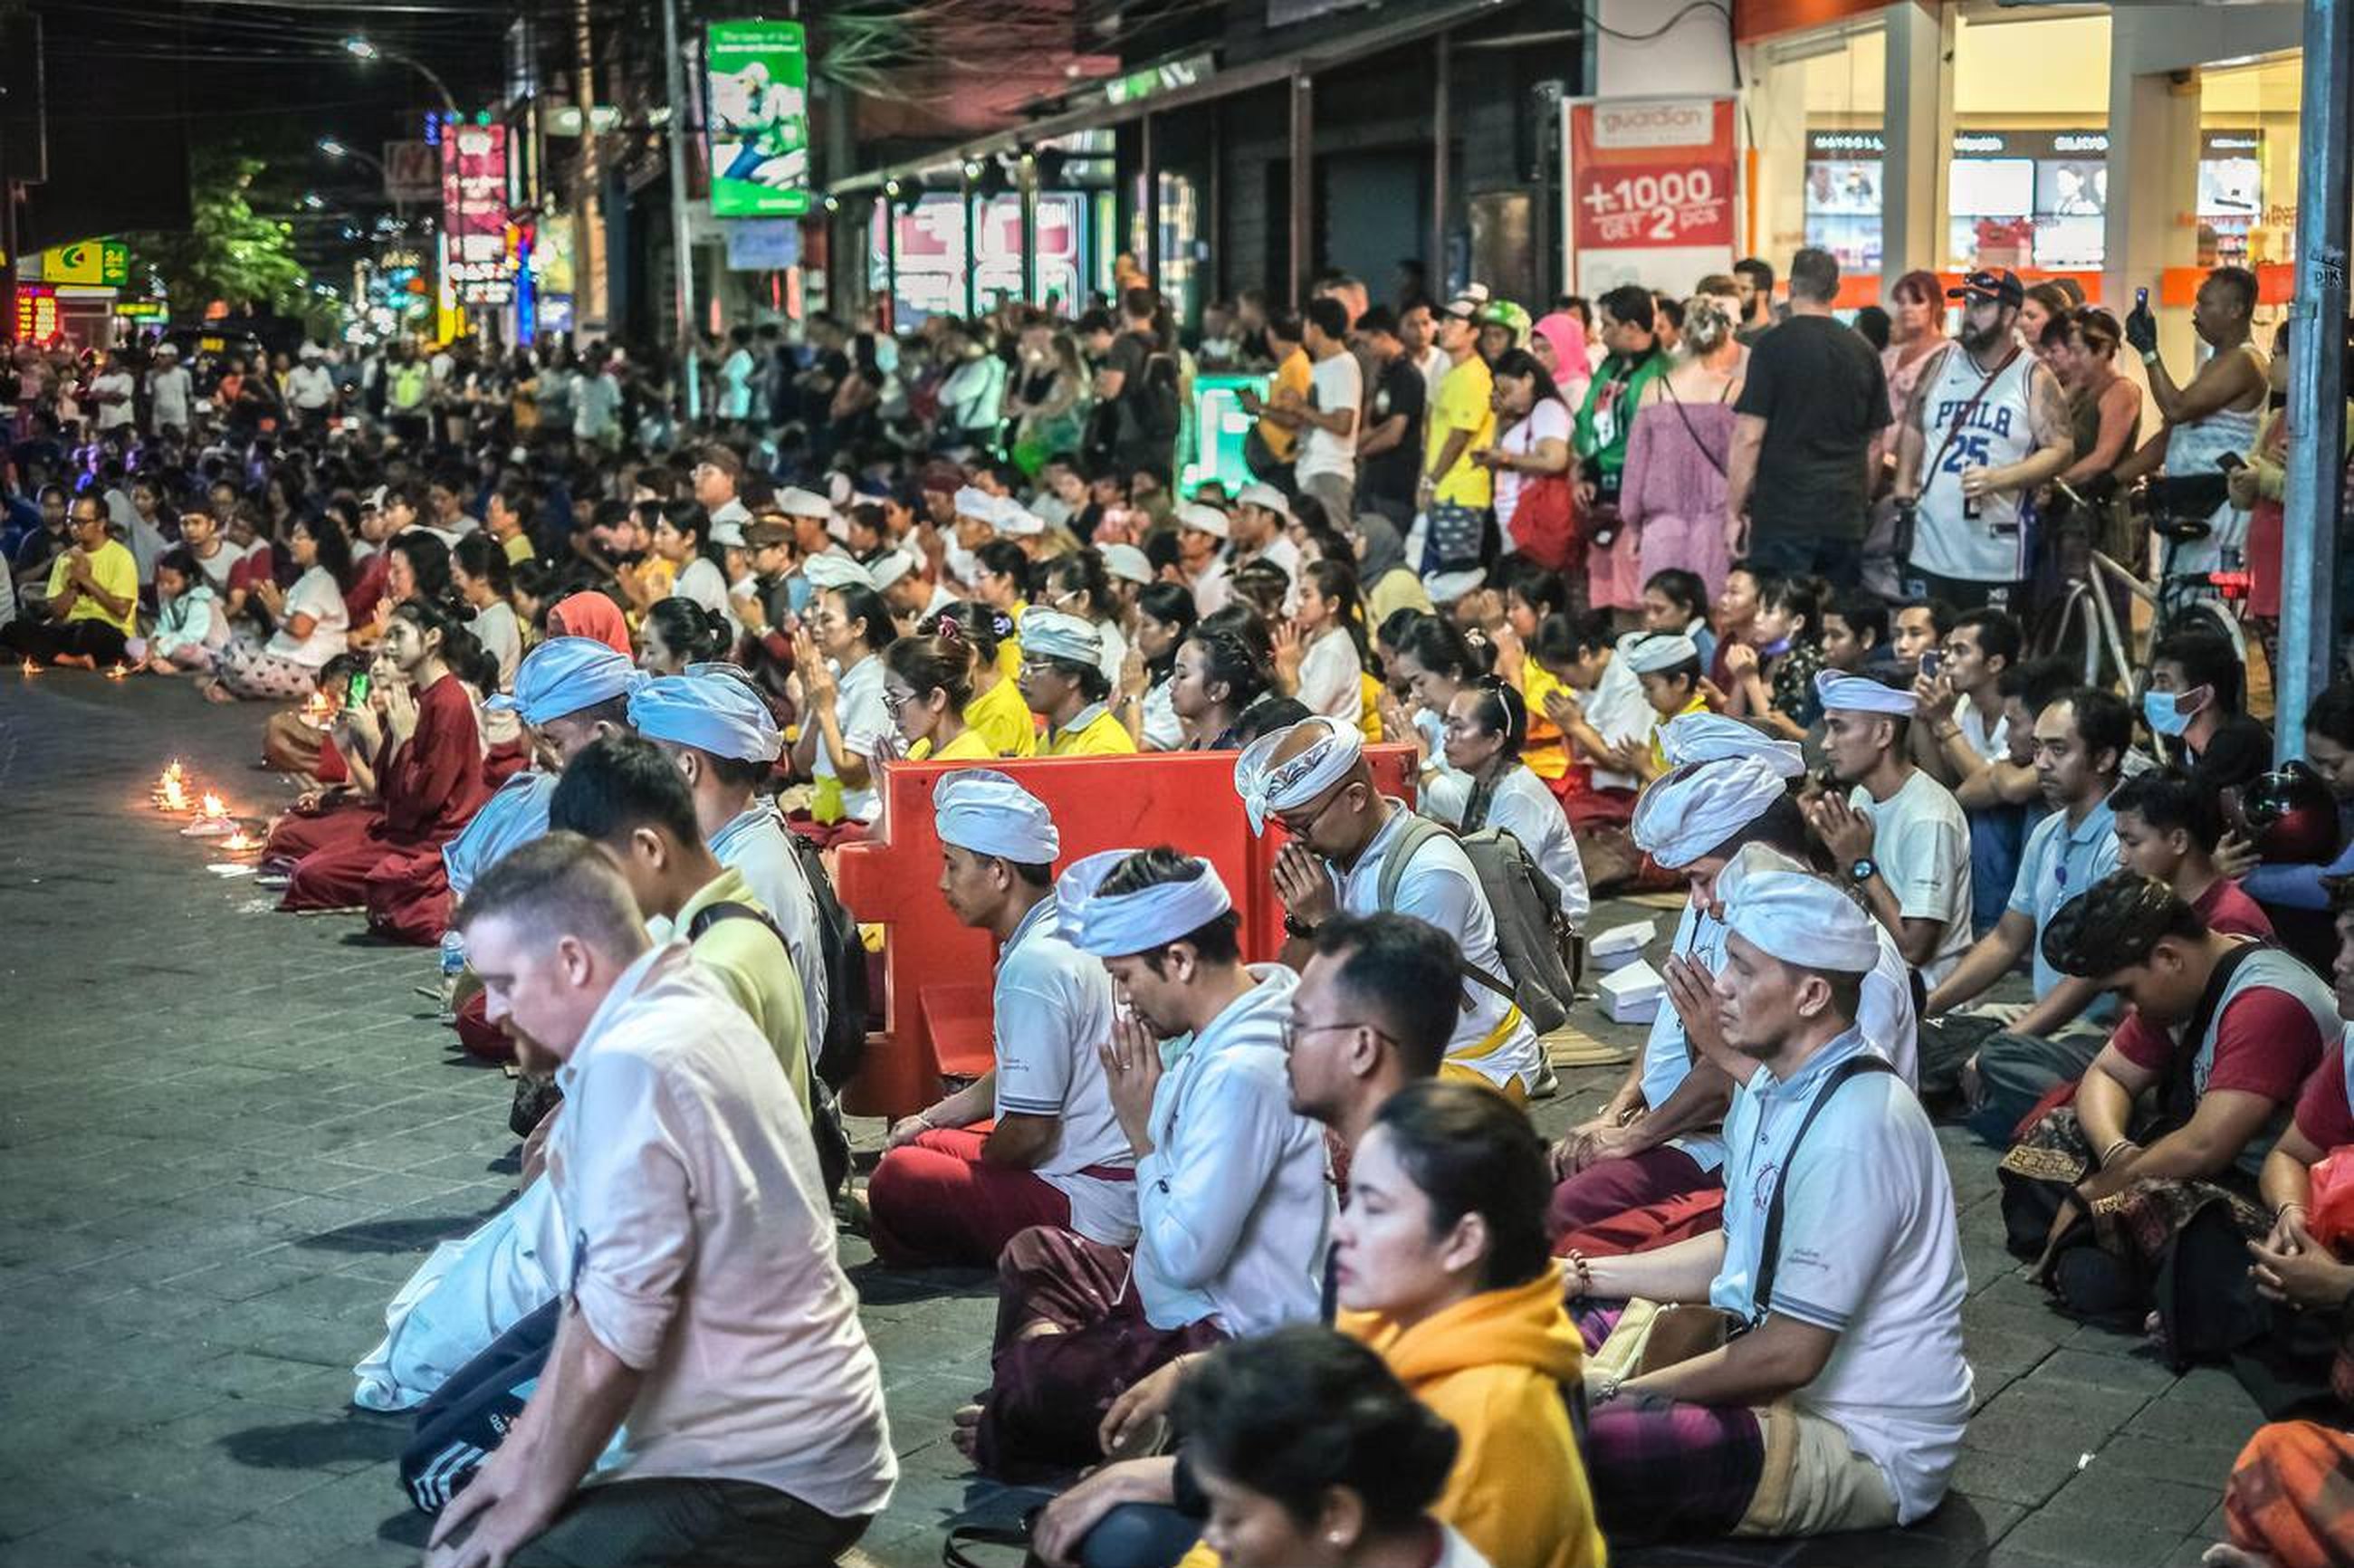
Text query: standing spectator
1096 288 1180 486
1866 271 1951 594
1573 287 1672 616
716 325 759 427
1730 255 1777 344
146 343 193 437
2233 318 2354 640
286 347 337 428
1417 292 1497 575
88 351 135 437
1287 297 1362 528
2115 264 2269 592
1352 306 1426 526
1891 270 2073 614
2044 307 2143 577
1532 310 1593 411
1238 311 1309 492
1479 350 1574 569
1400 298 1450 405
1623 294 1743 600
1726 247 1890 588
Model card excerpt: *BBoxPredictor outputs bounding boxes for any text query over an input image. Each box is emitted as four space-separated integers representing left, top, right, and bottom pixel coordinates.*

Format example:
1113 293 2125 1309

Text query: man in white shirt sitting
1574 858 1972 1544
1550 715 1919 1242
1804 670 1976 988
865 771 1135 1268
423 835 895 1568
970 847 1331 1478
1241 715 1545 1099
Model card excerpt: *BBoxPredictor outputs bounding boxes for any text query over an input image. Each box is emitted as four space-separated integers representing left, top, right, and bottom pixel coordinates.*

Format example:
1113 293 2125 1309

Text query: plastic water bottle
438 929 465 1021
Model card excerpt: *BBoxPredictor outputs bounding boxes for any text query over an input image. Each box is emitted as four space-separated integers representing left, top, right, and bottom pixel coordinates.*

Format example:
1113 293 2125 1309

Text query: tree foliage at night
124 148 315 320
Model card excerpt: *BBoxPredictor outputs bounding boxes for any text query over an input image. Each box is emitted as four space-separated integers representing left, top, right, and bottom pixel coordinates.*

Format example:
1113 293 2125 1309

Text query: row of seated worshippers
333 637 2354 1568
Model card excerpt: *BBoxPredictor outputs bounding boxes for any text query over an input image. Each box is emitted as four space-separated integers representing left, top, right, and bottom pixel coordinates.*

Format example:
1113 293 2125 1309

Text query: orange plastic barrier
833 747 1417 1118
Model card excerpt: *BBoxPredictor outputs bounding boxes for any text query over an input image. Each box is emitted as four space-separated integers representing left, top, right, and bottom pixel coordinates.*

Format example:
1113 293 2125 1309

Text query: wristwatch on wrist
1846 857 1879 886
1283 913 1319 941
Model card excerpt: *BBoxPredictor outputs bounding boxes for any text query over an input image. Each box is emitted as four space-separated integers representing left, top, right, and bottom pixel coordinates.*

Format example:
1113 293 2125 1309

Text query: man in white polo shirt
1575 858 1971 1543
1805 669 1975 988
1241 715 1545 1100
864 771 1134 1268
425 835 895 1568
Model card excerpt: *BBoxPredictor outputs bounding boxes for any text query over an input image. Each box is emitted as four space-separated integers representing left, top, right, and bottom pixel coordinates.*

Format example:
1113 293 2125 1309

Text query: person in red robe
282 597 493 928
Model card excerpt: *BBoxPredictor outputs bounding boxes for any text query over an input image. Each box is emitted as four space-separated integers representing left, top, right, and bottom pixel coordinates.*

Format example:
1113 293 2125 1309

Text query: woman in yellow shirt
926 601 1037 757
1493 558 1573 788
881 635 994 763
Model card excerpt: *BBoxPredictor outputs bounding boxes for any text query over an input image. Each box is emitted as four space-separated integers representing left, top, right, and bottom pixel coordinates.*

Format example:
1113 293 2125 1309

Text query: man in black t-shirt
1351 306 1426 525
1726 247 1888 589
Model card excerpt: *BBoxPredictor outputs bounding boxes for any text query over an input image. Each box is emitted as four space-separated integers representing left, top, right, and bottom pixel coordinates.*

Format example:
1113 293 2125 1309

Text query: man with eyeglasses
2 494 137 667
1019 608 1137 755
1239 714 1544 1101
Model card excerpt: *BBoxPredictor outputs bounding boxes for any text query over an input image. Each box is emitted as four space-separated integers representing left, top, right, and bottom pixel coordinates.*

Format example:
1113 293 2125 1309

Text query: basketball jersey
1909 346 2036 584
2162 344 2264 577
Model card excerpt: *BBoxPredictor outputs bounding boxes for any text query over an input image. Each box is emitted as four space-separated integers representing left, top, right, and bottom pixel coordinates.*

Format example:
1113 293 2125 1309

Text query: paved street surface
0 673 2261 1568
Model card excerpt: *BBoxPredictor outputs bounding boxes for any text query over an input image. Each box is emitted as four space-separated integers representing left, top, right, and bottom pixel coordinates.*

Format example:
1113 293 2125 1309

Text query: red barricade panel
835 746 1415 1117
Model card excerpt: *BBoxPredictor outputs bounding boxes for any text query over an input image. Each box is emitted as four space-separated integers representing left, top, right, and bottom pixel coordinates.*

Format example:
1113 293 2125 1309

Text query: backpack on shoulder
1373 813 1577 1036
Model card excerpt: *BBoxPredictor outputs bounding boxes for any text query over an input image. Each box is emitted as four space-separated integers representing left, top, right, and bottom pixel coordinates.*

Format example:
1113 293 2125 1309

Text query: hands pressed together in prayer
1098 1008 1165 1156
1270 839 1335 929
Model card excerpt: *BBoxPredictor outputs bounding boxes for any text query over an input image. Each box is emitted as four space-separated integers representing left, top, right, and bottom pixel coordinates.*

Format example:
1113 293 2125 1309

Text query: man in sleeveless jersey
2114 264 2269 588
1891 269 2073 613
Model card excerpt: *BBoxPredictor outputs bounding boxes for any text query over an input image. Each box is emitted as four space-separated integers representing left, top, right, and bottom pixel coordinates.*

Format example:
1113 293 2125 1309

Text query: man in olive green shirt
547 733 812 1114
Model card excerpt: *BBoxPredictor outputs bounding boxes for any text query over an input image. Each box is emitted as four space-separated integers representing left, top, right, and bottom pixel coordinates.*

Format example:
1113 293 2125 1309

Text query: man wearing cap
628 669 832 1052
1242 716 1545 1099
1890 268 2072 612
974 847 1330 1476
1553 728 1919 1239
1018 608 1137 755
1805 670 1975 986
863 772 1134 1269
147 342 193 437
1175 502 1234 617
1229 482 1304 588
548 734 813 1114
1574 858 1970 1541
1418 292 1497 575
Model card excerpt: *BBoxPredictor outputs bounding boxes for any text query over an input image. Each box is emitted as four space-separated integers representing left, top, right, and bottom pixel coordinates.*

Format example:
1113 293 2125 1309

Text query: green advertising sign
706 20 810 218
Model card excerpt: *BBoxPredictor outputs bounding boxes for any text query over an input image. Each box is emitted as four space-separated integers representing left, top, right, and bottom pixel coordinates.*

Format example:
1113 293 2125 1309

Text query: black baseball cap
1947 269 2025 308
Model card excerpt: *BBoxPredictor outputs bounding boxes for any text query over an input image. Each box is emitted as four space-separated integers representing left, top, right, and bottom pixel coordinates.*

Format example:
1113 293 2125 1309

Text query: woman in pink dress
1622 296 1743 600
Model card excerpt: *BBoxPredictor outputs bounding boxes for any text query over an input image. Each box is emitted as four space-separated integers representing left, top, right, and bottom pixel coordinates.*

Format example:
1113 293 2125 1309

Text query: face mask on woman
2142 685 2209 738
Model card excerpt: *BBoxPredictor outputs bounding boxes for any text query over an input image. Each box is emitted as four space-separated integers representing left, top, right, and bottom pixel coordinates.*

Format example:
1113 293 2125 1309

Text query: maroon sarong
866 1128 1076 1269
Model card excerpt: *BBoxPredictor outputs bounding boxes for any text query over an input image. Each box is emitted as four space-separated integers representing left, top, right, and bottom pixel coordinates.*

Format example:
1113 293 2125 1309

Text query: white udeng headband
1658 712 1805 779
1631 756 1791 870
1057 847 1236 957
1233 717 1364 836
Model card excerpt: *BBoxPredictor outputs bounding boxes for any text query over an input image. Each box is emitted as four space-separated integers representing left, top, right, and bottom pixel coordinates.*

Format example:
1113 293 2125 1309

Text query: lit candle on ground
222 827 261 853
158 778 190 811
199 791 227 819
19 658 38 676
106 664 129 681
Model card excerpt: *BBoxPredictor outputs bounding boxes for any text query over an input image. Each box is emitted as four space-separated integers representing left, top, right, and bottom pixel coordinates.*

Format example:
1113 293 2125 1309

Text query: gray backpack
1374 813 1576 1035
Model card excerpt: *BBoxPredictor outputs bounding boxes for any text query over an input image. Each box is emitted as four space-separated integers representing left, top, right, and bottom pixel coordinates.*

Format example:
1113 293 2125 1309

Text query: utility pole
662 0 701 421
572 0 607 339
2276 0 2353 758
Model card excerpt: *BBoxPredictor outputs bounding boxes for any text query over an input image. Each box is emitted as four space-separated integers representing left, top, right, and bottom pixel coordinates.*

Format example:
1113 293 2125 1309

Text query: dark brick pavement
0 673 2263 1567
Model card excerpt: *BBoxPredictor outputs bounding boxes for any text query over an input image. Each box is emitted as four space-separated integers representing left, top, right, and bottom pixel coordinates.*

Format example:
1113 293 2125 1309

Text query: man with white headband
1805 669 1974 987
971 846 1330 1477
1019 608 1138 755
628 669 831 1051
861 771 1133 1270
1574 862 1971 1543
1552 750 1919 1242
1239 715 1544 1099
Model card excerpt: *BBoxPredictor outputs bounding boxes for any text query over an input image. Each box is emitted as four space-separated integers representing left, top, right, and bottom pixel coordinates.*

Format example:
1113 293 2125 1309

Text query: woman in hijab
1531 311 1593 412
1344 508 1431 623
546 589 632 657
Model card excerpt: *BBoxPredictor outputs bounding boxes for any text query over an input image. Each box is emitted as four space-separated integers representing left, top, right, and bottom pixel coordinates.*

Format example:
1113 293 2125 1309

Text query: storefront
1713 0 2318 356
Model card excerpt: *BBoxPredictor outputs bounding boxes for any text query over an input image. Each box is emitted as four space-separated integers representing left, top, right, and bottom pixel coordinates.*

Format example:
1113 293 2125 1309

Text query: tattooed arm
1973 359 2074 497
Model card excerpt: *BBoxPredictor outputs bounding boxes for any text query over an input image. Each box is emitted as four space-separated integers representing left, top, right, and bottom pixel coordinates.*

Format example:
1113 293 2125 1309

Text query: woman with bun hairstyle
637 595 731 675
1432 678 1591 925
883 634 993 762
925 599 1037 757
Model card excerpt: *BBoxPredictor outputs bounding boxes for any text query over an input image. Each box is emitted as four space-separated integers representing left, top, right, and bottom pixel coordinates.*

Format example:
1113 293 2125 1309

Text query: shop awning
828 0 1525 196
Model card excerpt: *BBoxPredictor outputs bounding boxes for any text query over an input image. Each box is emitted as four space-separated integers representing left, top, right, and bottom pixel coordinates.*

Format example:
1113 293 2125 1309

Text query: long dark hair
1305 557 1377 676
884 634 975 712
454 531 514 599
1488 347 1565 411
1136 581 1198 682
389 531 454 604
395 595 498 694
646 597 730 664
300 511 358 594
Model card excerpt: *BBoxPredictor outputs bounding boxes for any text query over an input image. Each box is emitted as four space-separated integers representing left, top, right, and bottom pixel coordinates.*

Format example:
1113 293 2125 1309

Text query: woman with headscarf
1531 311 1593 413
1344 507 1431 623
545 588 633 657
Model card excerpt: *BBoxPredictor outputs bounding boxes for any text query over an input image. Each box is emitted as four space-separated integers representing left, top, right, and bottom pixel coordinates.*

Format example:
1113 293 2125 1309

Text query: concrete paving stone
2120 1388 2266 1448
0 1474 134 1546
1996 1512 2198 1568
2041 1468 2224 1533
1948 1447 2081 1509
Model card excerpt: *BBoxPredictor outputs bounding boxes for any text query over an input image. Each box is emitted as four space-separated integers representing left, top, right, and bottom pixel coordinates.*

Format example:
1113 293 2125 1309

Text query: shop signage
706 20 810 217
1104 53 1215 107
1563 96 1737 296
14 284 58 342
724 219 800 272
873 191 1087 325
384 140 438 206
40 240 128 287
442 122 512 304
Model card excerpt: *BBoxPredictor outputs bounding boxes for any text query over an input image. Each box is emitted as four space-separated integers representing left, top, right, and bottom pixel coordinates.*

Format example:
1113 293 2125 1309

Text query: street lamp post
342 35 460 121
318 138 406 226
